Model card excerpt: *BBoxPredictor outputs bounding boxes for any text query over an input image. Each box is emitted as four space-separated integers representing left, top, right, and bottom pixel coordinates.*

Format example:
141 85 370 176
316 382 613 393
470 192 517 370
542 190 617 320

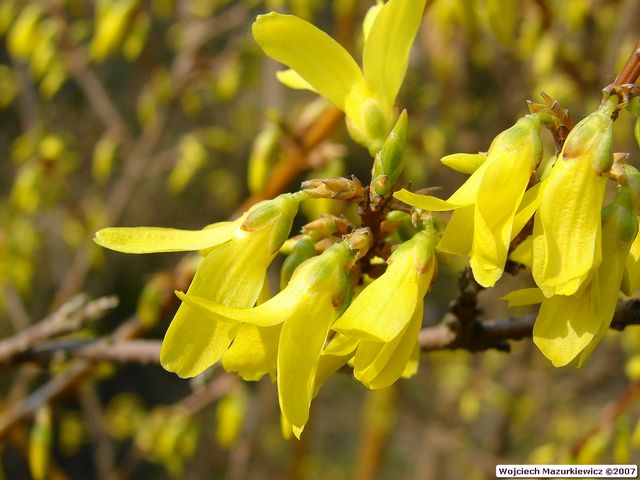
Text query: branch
418 298 640 352
0 295 118 365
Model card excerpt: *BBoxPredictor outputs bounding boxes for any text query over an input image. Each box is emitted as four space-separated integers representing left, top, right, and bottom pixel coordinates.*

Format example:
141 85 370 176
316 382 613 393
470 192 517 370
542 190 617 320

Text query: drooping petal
393 159 490 211
622 219 640 295
175 286 296 328
277 292 336 434
313 334 359 396
332 261 418 342
221 324 281 381
160 233 273 378
362 0 426 108
253 13 363 110
437 205 474 256
470 115 541 287
275 69 317 92
353 303 423 389
94 221 237 253
501 287 544 307
532 290 599 367
532 158 607 297
440 153 487 174
510 183 541 240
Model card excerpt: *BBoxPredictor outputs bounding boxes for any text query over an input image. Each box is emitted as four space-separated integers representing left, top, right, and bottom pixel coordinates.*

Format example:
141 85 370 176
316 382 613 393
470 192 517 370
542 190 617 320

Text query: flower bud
370 110 408 199
280 236 317 289
301 176 364 202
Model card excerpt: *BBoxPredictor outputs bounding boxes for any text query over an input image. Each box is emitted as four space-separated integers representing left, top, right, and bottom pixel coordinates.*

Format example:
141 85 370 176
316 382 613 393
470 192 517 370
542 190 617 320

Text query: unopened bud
370 110 408 198
280 236 317 289
301 176 364 202
602 187 639 249
302 214 352 238
342 227 372 263
241 193 300 253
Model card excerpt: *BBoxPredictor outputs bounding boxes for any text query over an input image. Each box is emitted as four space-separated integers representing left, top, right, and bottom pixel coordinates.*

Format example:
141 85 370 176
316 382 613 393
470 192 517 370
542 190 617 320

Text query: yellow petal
94 221 237 253
501 287 544 307
354 303 423 389
175 287 295 328
440 153 487 174
362 2 383 41
277 292 336 434
510 183 541 240
275 69 317 92
533 290 598 367
471 146 532 287
253 13 363 109
437 205 474 256
313 334 358 396
532 157 606 297
362 0 426 107
333 263 418 342
622 219 640 295
160 233 273 378
509 236 533 268
221 324 281 381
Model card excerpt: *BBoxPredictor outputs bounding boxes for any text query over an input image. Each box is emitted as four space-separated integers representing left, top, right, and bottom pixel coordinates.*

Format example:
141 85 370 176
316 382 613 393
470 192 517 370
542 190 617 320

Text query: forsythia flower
333 226 438 388
504 187 638 366
394 114 543 287
95 193 302 377
176 230 371 436
252 0 426 154
531 107 613 297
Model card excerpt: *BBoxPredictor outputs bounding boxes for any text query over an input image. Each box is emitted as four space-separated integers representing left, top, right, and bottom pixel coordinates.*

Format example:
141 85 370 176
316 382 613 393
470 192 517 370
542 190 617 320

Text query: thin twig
0 295 119 365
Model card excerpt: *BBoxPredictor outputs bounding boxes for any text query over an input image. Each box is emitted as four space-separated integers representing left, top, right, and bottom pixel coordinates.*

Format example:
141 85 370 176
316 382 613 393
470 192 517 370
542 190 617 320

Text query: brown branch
0 295 118 365
612 40 640 87
419 298 640 352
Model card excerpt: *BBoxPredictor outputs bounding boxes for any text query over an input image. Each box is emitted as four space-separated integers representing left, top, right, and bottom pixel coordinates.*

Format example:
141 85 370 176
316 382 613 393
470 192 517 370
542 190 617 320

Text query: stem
612 40 640 87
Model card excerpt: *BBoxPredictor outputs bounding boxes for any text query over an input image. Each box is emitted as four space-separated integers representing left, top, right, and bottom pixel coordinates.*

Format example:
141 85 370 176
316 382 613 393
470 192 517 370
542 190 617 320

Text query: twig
571 381 640 458
418 298 640 352
0 315 144 440
0 295 119 365
611 40 640 87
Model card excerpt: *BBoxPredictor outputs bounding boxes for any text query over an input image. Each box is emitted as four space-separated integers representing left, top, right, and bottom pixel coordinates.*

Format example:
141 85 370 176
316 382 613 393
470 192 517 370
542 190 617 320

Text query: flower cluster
95 0 640 440
398 96 640 367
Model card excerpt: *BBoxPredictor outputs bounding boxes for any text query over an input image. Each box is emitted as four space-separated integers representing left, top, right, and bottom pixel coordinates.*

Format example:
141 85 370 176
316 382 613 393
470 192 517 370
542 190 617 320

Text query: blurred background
1 0 640 478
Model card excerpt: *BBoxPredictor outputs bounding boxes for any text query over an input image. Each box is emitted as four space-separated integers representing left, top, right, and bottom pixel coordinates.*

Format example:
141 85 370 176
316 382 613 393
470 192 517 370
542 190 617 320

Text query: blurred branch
418 298 640 352
236 106 344 214
0 295 118 366
0 313 146 440
571 380 640 458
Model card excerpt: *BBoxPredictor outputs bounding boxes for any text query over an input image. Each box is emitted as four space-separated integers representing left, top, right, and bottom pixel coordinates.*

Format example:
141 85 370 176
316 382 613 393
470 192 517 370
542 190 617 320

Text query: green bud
242 193 300 253
561 110 613 174
280 237 317 289
602 187 639 249
371 109 408 197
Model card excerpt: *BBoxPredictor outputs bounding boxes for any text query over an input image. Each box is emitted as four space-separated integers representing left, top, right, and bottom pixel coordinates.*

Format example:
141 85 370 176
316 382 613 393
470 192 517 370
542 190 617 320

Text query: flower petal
354 303 423 389
501 287 544 307
533 291 598 367
440 153 487 174
253 13 363 109
437 205 474 256
160 234 273 378
510 183 541 240
275 69 317 92
362 0 426 107
222 324 281 381
532 157 606 297
94 222 237 253
332 262 419 342
277 292 336 434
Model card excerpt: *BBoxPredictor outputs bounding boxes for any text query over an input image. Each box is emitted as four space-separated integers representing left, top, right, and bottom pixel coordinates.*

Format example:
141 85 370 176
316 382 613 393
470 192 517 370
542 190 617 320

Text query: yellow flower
252 0 426 154
504 187 638 366
95 193 302 378
394 114 543 287
531 108 613 297
622 220 640 295
176 231 371 436
332 226 438 389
